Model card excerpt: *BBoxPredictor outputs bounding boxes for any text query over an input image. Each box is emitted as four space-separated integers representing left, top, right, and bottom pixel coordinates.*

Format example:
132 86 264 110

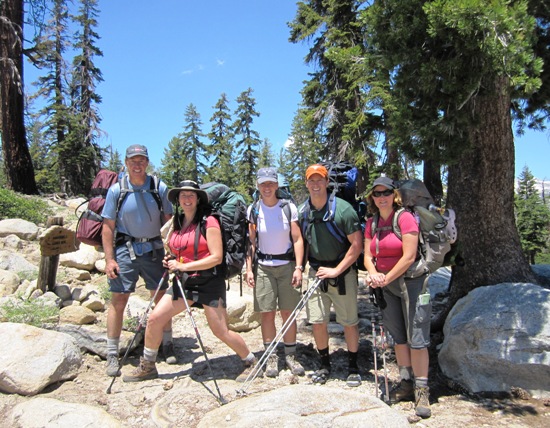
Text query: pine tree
179 103 207 183
258 138 275 168
515 166 550 264
232 88 262 197
0 0 38 194
207 93 235 185
30 0 71 193
65 0 104 195
160 136 187 187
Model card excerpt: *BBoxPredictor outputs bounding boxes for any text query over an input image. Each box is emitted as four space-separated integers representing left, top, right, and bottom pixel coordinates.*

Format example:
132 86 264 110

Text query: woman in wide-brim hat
123 180 261 383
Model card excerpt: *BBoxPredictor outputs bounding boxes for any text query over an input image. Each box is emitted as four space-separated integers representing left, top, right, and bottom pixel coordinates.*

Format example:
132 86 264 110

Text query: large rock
0 219 39 240
0 249 38 276
198 385 409 427
0 269 20 297
52 324 143 358
10 397 121 427
0 323 81 395
439 283 550 398
226 289 261 332
60 243 102 270
59 305 97 324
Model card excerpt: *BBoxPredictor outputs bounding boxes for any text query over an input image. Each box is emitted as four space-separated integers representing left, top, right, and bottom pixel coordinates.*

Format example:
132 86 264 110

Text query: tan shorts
305 267 359 326
254 262 302 312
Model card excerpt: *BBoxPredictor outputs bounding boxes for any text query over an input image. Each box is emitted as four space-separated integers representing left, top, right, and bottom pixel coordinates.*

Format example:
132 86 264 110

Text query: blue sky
25 0 549 181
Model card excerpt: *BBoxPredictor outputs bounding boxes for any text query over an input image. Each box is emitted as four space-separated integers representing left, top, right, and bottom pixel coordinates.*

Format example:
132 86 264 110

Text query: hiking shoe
346 372 362 387
415 386 432 418
163 342 177 365
285 353 305 376
105 354 120 377
122 357 158 383
265 354 279 378
311 367 330 385
389 379 414 402
236 358 264 383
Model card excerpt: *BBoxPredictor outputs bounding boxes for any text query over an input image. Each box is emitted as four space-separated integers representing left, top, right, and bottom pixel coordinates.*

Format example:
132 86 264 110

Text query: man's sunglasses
372 189 393 197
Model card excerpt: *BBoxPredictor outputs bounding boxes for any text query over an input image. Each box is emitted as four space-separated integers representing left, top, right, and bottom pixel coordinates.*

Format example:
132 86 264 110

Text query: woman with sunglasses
363 176 431 419
123 180 260 383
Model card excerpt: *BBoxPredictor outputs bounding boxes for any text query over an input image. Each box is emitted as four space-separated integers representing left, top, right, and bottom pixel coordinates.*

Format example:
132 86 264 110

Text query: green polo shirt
299 196 360 262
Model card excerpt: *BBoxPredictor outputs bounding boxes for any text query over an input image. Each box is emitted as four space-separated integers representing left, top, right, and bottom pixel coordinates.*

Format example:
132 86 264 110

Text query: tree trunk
0 0 38 194
423 159 443 206
433 76 537 330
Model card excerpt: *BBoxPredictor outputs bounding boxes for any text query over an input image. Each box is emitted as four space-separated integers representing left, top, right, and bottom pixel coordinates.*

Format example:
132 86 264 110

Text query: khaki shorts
382 274 431 349
254 262 302 312
305 267 358 326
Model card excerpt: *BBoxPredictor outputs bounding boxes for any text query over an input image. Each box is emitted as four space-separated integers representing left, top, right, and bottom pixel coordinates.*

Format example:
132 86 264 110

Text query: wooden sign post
38 217 80 292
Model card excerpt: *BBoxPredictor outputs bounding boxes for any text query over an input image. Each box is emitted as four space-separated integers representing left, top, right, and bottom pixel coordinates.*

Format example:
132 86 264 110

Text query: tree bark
0 0 38 194
433 76 537 330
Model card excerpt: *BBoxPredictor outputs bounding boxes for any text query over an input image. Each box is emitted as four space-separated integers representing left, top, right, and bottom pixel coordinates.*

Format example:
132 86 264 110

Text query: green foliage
515 166 550 264
0 188 53 224
0 300 60 327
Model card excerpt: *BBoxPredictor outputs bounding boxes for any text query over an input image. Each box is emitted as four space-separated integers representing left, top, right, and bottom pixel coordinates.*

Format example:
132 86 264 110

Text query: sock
318 347 330 369
284 343 297 356
143 347 158 363
107 337 119 356
399 366 413 381
348 351 359 373
242 352 256 365
415 377 428 388
162 330 173 345
263 342 272 351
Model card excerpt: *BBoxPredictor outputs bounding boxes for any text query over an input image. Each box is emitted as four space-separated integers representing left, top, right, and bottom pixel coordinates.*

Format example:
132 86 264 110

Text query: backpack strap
116 174 163 215
252 199 295 262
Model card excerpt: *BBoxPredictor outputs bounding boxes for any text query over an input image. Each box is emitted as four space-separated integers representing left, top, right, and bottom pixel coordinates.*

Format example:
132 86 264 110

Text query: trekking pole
237 277 323 396
378 314 391 404
174 273 227 405
371 312 379 399
106 269 169 394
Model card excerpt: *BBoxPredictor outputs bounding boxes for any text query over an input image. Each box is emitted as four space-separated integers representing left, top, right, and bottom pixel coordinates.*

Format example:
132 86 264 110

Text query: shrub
0 188 53 225
0 300 59 327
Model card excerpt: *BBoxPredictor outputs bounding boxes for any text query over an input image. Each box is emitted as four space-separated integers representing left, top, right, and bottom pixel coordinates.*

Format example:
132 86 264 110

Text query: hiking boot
105 354 120 377
163 342 177 365
415 386 432 418
122 357 158 383
389 379 414 402
285 353 305 376
236 358 264 383
265 354 279 378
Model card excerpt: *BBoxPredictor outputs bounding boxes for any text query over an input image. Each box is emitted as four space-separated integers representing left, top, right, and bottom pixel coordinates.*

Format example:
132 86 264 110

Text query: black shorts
166 274 226 309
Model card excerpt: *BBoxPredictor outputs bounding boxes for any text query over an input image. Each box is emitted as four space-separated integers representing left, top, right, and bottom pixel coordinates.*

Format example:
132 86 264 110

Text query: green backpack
199 183 248 280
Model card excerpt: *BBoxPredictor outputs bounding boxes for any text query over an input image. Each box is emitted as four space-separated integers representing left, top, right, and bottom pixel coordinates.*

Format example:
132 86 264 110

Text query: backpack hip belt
257 249 295 262
115 233 161 246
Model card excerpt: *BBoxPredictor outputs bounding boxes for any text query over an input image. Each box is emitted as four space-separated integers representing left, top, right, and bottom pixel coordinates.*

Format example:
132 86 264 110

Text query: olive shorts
254 262 302 312
305 267 359 326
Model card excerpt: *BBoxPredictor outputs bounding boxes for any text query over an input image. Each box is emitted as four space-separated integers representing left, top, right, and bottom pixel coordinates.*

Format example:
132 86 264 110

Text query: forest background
1 0 550 326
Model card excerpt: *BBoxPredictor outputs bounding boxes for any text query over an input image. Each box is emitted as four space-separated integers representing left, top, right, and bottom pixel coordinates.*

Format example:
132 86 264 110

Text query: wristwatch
295 265 304 271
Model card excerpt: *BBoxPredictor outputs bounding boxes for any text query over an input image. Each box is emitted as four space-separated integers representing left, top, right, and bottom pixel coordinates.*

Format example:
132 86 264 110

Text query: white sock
143 347 158 362
107 337 119 356
242 352 255 365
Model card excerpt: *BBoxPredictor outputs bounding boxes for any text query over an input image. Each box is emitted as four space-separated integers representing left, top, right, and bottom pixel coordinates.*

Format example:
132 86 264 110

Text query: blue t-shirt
101 175 173 255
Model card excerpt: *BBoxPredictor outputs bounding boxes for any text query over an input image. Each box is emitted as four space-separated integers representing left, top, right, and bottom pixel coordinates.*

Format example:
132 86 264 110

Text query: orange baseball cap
306 164 328 180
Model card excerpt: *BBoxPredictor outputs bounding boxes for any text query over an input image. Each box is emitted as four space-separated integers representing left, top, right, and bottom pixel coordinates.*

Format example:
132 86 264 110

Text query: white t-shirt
247 199 298 267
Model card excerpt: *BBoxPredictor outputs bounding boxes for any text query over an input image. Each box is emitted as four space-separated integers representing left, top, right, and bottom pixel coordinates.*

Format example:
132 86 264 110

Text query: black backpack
75 172 162 248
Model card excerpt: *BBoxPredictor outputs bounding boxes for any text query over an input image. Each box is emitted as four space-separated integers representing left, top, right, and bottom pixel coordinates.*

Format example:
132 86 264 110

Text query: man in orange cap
299 164 363 386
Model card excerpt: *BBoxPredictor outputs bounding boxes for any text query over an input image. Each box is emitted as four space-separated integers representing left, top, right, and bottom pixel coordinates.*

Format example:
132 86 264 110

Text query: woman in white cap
123 180 260 383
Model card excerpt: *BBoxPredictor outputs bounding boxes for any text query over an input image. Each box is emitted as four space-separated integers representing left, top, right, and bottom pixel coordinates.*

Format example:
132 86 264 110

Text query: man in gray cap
101 144 174 377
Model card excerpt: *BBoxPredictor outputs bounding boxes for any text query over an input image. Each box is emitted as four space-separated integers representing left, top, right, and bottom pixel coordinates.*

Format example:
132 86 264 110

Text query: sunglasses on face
372 189 394 197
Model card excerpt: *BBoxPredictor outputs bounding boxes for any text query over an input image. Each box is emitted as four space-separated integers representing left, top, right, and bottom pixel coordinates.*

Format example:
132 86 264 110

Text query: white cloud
284 138 294 148
216 59 225 66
